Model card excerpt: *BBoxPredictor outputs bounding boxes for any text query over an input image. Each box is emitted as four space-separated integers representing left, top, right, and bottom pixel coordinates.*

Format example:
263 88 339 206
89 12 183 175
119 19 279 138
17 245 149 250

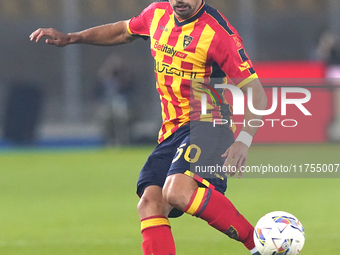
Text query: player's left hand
221 141 248 178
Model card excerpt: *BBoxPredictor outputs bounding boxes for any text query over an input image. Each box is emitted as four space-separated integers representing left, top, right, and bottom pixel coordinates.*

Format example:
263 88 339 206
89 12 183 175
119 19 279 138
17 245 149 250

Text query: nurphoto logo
200 84 312 128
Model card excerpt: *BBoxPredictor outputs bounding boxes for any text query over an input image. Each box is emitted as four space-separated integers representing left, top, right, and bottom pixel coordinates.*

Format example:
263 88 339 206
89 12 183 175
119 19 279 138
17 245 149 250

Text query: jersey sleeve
213 26 258 88
127 3 156 40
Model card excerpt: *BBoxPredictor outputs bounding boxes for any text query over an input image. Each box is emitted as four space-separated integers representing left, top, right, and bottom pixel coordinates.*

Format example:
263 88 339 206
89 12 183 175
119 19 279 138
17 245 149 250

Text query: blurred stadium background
0 0 339 145
0 0 340 254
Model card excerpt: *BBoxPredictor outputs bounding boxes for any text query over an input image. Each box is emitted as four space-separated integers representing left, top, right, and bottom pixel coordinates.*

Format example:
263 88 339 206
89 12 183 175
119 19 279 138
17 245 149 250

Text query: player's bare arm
222 78 267 178
29 20 136 47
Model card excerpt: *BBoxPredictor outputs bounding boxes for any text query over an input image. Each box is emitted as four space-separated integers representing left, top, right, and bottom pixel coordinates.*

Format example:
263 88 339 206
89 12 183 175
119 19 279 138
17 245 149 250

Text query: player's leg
136 125 192 255
162 122 260 254
162 172 198 210
163 174 259 254
138 185 175 255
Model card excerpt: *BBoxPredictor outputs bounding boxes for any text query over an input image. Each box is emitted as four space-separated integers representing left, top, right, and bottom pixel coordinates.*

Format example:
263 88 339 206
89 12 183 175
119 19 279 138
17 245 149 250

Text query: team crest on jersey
183 35 194 49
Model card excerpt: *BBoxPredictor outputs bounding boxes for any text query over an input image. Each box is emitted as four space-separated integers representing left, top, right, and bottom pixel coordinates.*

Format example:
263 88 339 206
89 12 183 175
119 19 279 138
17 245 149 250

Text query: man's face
169 0 203 20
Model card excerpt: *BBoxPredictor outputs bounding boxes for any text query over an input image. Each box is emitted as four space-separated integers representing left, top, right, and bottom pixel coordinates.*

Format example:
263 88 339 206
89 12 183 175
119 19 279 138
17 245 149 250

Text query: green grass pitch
0 144 339 254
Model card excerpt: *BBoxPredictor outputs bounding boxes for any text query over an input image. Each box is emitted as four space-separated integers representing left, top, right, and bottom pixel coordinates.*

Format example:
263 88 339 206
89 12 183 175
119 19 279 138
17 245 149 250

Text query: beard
172 2 195 19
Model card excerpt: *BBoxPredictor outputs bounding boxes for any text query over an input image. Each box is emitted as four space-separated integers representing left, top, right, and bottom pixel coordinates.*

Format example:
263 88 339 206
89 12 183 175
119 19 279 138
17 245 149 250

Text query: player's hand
221 141 248 178
29 28 71 47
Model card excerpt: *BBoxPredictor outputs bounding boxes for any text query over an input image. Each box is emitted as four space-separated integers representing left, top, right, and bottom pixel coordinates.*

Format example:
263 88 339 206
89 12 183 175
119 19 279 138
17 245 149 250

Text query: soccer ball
254 211 305 255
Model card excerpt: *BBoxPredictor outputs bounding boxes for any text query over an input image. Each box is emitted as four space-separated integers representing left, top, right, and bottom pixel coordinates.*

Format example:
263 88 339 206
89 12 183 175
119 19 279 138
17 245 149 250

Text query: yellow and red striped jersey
127 1 258 143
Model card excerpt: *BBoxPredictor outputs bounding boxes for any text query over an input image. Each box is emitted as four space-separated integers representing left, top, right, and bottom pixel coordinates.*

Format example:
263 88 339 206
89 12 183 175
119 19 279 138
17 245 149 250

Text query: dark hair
158 0 169 2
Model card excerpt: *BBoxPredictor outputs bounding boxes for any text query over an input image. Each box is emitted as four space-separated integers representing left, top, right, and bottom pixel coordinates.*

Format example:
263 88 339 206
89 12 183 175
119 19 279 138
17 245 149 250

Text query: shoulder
201 4 238 37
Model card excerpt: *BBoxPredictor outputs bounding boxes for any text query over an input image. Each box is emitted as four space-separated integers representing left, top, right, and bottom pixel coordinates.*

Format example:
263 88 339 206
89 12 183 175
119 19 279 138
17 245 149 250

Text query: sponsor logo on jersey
233 36 242 48
154 60 197 78
159 26 168 32
183 35 194 49
198 83 222 106
239 61 251 72
154 40 188 59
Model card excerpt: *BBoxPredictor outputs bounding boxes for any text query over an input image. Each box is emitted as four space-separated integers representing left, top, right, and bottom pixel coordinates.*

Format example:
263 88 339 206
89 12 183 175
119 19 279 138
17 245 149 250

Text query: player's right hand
221 141 248 178
29 28 71 47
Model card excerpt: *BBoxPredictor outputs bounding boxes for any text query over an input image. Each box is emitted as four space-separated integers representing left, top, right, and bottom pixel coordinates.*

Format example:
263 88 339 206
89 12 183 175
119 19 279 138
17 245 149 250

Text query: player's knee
137 195 166 217
137 196 156 214
163 174 198 211
162 185 188 211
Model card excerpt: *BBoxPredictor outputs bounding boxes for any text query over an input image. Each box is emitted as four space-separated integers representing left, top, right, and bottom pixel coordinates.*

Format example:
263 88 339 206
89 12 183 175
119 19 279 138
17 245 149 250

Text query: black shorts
137 121 235 217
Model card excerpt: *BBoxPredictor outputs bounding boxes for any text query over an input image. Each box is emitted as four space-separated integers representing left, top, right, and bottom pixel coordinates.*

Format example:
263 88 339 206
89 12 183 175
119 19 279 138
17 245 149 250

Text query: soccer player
30 0 267 254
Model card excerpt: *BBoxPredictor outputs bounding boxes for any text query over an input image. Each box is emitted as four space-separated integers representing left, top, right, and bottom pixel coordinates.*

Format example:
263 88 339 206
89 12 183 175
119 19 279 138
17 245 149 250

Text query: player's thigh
136 124 191 197
168 121 234 194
